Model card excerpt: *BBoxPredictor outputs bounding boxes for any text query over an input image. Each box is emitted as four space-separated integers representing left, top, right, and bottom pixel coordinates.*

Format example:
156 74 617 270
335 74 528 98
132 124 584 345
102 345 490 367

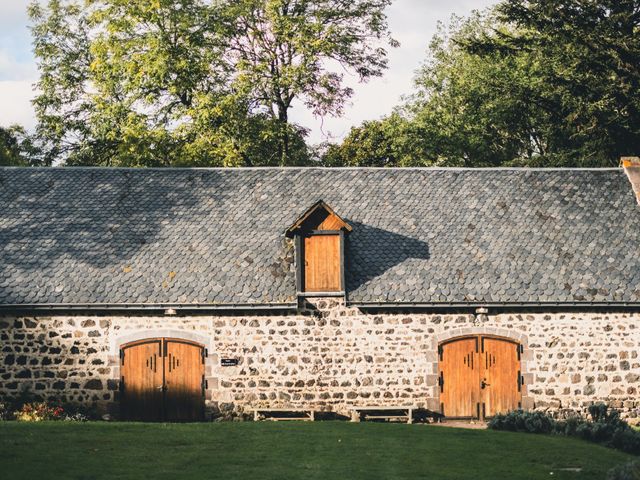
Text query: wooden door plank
439 337 480 418
164 339 205 422
121 339 163 421
481 337 521 417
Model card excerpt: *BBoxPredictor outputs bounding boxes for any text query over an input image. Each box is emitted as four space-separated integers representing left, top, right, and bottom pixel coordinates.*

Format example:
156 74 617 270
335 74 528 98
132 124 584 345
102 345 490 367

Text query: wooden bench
253 408 315 422
351 406 415 424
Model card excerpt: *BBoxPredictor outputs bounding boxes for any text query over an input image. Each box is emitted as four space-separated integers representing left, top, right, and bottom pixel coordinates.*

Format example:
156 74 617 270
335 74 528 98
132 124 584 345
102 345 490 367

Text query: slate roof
0 167 639 308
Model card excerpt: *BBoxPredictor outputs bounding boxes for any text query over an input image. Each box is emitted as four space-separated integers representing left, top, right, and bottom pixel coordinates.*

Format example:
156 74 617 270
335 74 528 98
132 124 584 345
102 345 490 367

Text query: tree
320 113 418 167
406 12 553 166
29 0 395 167
324 12 550 167
217 0 397 165
325 2 639 167
0 126 41 166
30 0 92 166
30 0 285 167
465 0 640 166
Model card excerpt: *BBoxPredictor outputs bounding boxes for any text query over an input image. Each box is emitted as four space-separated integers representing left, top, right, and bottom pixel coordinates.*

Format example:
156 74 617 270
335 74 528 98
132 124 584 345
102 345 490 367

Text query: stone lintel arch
110 329 213 355
426 326 534 414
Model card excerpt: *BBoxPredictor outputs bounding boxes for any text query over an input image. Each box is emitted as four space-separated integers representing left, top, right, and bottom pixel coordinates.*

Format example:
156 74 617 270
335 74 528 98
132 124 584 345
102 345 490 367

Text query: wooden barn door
439 336 522 419
439 337 480 418
481 337 522 417
121 338 205 421
121 339 164 421
164 339 205 421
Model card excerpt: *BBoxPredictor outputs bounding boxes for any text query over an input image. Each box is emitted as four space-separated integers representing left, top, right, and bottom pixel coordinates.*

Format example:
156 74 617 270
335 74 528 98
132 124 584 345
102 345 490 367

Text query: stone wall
1 299 638 421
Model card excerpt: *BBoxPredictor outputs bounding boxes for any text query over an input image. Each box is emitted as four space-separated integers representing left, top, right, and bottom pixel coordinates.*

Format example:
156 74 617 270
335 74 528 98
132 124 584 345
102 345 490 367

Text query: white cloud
0 79 37 129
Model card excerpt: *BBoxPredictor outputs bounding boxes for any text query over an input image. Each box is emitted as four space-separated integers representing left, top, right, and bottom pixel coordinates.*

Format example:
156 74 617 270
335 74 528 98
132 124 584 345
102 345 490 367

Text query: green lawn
0 421 633 479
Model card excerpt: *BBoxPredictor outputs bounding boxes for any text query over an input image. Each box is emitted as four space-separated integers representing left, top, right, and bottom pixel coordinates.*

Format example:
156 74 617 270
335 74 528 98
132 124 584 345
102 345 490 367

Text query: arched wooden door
438 336 522 419
121 338 205 422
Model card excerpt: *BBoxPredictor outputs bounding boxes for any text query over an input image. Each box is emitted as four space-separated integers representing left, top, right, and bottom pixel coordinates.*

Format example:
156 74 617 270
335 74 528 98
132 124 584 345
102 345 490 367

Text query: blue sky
0 0 497 143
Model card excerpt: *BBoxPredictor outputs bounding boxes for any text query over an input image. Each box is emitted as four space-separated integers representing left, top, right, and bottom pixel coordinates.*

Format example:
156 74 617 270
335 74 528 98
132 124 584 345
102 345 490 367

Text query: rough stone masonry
1 299 639 421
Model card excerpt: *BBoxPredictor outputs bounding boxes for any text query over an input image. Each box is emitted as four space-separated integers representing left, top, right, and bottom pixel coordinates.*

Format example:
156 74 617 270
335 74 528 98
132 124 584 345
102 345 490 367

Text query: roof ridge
0 166 623 172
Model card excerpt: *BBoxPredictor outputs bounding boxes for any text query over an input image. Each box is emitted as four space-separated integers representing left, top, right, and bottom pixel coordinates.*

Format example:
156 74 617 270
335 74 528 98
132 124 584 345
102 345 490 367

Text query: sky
0 0 497 144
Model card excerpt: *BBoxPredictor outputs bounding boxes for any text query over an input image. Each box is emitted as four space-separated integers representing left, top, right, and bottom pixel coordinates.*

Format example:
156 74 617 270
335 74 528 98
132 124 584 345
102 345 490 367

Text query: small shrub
60 403 98 421
489 404 640 455
15 402 65 422
64 412 89 422
0 402 12 421
606 460 640 480
488 410 553 434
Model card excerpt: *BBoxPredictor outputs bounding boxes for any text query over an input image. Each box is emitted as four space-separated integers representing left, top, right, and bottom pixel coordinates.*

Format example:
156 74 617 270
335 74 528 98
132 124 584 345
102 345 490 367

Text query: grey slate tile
0 167 639 306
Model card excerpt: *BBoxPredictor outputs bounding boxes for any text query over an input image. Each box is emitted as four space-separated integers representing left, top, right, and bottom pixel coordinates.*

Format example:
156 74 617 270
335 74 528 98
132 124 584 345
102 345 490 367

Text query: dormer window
285 201 352 295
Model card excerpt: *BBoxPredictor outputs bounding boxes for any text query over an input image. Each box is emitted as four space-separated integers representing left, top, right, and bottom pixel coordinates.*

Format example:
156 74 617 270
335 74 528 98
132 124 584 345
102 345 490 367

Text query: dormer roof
285 200 352 237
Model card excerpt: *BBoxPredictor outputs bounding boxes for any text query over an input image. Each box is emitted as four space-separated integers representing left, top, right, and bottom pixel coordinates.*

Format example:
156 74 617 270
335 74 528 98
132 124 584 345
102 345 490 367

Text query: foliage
217 0 396 164
324 2 640 167
15 402 65 422
320 114 418 167
607 460 640 480
0 422 632 479
0 402 11 421
488 409 555 434
29 0 394 166
0 126 42 167
489 404 640 455
64 412 90 422
467 0 640 166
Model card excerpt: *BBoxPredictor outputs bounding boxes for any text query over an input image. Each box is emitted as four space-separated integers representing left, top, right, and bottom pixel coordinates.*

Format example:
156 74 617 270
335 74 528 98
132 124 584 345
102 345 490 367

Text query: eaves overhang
348 301 640 311
0 302 298 314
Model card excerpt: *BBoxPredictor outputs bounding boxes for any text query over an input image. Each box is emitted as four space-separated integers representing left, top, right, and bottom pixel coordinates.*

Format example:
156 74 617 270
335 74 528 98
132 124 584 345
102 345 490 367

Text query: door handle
481 379 490 389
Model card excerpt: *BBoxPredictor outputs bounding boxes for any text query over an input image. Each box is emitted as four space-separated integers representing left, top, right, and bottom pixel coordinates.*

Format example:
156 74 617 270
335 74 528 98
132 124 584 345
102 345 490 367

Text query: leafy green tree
460 0 640 166
324 12 547 167
406 12 552 166
30 0 287 167
216 0 397 165
29 0 395 167
30 0 92 166
320 113 418 167
325 3 639 167
0 126 42 166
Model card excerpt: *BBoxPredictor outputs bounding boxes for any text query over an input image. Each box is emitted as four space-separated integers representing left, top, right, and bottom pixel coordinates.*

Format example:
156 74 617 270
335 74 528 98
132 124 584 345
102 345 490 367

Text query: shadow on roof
345 221 430 293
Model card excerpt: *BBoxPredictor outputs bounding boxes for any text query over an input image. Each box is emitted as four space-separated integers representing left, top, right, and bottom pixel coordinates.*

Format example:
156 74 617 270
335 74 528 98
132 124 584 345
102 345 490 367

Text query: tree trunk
278 104 290 166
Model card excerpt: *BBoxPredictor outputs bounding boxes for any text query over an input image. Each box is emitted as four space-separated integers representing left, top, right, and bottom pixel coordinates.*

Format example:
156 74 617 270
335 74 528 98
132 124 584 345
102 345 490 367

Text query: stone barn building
1 160 639 422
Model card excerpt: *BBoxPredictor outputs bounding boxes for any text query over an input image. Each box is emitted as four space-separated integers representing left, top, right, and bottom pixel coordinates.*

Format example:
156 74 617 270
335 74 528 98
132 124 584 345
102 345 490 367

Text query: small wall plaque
221 358 238 367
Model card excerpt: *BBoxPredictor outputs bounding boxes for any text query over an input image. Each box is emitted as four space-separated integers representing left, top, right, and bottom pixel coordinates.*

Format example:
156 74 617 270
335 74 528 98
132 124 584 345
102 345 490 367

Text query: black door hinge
517 370 522 391
119 349 125 365
438 345 443 361
438 371 444 392
201 375 207 396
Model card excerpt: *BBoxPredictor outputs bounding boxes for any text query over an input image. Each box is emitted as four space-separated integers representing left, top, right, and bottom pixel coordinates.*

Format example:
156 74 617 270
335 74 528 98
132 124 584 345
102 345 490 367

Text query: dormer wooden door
304 233 342 292
121 338 205 421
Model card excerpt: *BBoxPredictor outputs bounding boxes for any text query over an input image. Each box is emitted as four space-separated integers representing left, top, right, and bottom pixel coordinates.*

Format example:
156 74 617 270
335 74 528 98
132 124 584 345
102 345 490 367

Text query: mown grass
0 421 633 479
